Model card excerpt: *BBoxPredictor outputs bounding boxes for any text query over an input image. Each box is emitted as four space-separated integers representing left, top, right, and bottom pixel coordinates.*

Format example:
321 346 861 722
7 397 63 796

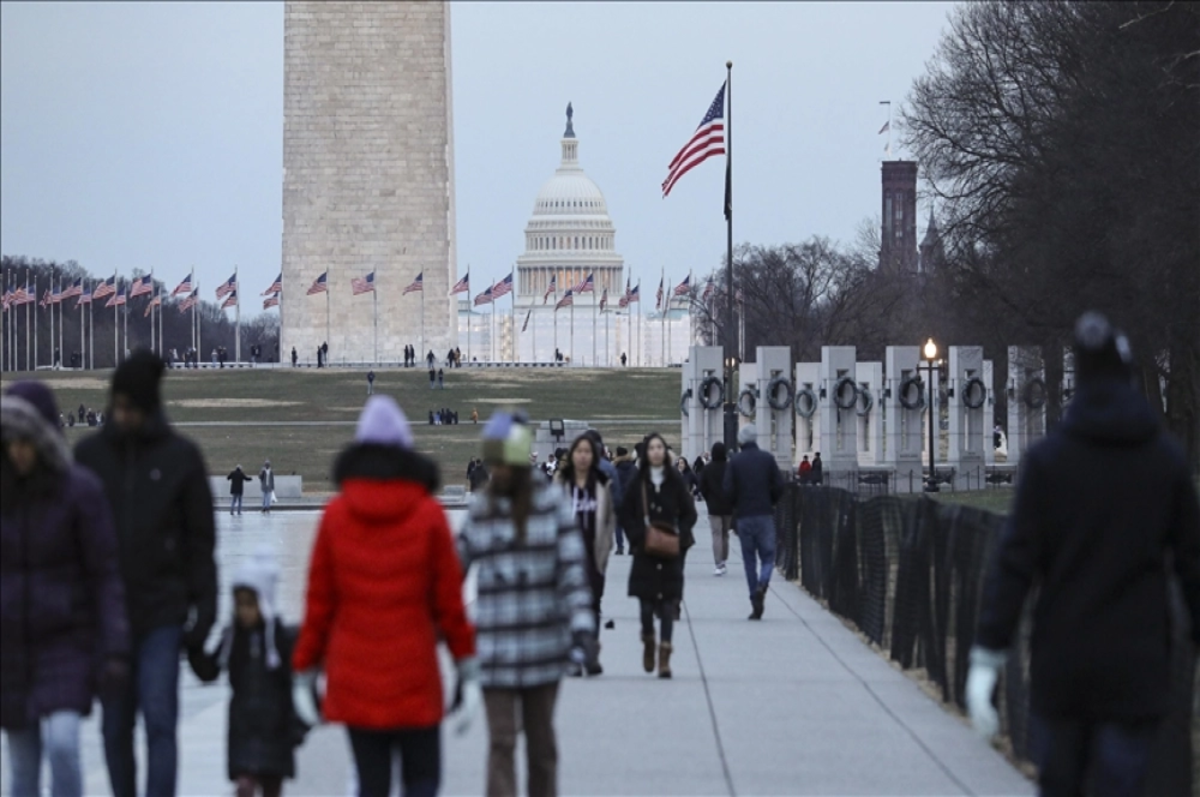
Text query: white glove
449 658 482 736
965 646 1006 739
292 669 321 727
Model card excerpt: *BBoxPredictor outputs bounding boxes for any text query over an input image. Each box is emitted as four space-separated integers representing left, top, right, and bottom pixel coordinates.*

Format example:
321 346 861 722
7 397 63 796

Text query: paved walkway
6 510 1032 796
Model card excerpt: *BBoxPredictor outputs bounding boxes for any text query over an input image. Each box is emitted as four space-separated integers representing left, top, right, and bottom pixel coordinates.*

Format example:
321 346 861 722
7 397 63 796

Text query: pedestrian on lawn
259 460 276 514
292 396 477 797
1 381 130 797
457 412 595 797
619 433 697 678
227 464 254 516
968 312 1200 797
74 351 218 797
367 370 375 396
699 441 734 576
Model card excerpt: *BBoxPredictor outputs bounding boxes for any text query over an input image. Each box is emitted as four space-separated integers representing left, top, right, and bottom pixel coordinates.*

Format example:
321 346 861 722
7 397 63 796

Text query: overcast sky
1 1 954 315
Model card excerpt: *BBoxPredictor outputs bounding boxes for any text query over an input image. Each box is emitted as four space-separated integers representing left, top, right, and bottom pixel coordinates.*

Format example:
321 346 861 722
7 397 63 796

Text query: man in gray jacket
723 424 784 619
258 460 275 515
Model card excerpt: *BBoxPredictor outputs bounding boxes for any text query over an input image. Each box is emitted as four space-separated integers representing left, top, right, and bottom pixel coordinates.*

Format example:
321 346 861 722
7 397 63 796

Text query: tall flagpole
234 265 241 363
724 61 736 447
510 281 516 363
373 285 379 364
113 276 119 366
89 280 94 369
592 283 597 366
79 282 85 370
34 272 39 369
569 299 574 364
57 273 63 367
553 278 558 361
123 287 128 360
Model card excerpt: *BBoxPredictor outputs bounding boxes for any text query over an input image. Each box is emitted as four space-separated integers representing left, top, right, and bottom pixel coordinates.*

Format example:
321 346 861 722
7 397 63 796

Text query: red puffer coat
292 444 475 729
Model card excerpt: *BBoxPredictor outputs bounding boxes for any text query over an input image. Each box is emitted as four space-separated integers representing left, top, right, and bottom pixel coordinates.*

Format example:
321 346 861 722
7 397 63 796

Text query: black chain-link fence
775 484 1195 795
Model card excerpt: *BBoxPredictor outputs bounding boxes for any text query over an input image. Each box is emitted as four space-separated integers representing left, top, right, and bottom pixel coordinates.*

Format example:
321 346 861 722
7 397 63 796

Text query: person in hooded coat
190 546 304 797
292 396 477 797
698 441 734 576
227 465 253 516
968 312 1200 797
1 382 130 797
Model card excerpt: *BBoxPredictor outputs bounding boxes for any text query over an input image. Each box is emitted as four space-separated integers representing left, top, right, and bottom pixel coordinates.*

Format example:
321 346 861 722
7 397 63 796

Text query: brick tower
281 1 458 364
880 161 918 274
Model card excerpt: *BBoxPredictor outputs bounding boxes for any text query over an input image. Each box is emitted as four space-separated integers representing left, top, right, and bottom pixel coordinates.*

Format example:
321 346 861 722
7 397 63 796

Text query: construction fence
773 484 1195 796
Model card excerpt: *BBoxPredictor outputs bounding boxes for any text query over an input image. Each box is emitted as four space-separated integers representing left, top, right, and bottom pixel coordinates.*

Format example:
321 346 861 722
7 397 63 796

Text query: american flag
702 279 715 302
573 272 594 294
555 289 574 311
263 294 280 310
63 277 83 300
618 277 631 308
450 272 470 295
76 283 92 308
673 274 692 296
521 306 533 332
93 276 116 301
13 284 34 305
40 289 52 308
655 276 664 310
306 272 328 295
351 272 375 295
49 283 63 304
473 284 494 307
543 273 557 304
492 272 514 300
178 290 199 313
215 273 237 299
130 274 154 298
221 290 238 310
171 273 193 297
263 273 283 296
627 282 640 304
662 82 727 198
105 288 127 308
599 288 608 312
1 287 10 311
403 272 423 295
144 295 162 317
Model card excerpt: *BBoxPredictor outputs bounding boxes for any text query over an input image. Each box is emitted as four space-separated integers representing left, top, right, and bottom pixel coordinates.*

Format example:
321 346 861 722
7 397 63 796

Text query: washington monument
281 1 458 364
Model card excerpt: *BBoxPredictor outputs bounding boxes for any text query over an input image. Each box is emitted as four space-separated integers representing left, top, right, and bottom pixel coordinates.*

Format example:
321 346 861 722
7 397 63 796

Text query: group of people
225 461 277 516
428 407 458 425
796 452 823 485
167 346 204 369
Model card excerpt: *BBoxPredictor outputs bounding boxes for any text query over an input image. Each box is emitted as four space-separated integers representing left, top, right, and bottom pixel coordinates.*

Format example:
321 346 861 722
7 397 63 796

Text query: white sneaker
714 564 726 576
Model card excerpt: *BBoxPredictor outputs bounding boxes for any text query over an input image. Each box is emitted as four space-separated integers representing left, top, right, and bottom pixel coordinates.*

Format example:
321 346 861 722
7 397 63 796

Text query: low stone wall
209 475 303 500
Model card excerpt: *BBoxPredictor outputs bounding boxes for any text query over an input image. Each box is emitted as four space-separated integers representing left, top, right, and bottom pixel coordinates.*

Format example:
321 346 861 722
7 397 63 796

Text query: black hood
101 408 172 446
332 443 441 493
1060 379 1160 446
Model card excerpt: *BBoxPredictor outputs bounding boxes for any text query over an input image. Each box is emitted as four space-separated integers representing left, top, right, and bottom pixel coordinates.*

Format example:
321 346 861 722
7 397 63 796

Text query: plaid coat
458 480 595 688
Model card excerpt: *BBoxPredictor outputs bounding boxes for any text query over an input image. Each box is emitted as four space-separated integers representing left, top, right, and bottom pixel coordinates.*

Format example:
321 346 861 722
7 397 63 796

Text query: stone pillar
819 346 858 483
755 346 793 472
855 361 883 466
794 362 820 465
737 361 759 443
983 360 997 466
1006 346 1046 466
947 346 987 489
684 346 725 462
883 346 923 493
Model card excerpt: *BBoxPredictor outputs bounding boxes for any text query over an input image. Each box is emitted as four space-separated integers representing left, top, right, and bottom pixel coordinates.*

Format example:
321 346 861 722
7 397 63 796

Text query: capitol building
460 106 694 366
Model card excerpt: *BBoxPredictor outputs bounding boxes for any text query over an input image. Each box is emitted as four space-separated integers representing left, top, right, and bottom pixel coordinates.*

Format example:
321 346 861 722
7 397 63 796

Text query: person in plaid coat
457 412 595 797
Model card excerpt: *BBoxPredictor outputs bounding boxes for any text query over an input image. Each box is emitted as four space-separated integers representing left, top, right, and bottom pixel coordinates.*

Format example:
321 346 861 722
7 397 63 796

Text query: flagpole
57 274 64 367
553 280 558 361
234 265 241 364
48 268 54 368
79 283 85 370
123 286 128 360
569 300 574 365
34 273 40 370
88 280 94 369
420 287 425 362
373 285 378 364
510 283 515 363
723 61 737 447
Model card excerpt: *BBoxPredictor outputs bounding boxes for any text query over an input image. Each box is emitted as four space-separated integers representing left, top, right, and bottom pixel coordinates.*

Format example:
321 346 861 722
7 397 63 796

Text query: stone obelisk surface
281 1 457 364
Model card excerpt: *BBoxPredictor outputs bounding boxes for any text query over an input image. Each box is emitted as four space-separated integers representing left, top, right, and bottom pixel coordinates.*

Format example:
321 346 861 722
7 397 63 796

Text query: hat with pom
355 395 414 449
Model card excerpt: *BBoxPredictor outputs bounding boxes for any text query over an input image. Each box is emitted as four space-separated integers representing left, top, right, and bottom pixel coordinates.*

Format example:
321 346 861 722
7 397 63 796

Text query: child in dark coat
190 547 306 797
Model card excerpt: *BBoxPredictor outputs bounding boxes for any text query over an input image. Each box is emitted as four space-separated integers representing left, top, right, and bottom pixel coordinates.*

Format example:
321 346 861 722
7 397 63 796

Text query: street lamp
724 355 739 451
922 338 940 492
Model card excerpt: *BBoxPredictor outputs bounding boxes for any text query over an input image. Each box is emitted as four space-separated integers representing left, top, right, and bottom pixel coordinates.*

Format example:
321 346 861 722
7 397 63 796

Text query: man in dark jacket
612 447 638 554
968 313 1200 797
75 351 218 797
699 442 734 575
226 465 253 516
723 425 784 619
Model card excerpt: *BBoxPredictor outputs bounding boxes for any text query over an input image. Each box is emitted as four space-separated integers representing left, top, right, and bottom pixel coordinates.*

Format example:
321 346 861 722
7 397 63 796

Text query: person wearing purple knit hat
2 381 130 797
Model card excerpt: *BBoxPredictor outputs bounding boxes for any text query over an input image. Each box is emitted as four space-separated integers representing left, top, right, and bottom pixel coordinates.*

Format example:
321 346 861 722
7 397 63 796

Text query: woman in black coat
620 433 697 679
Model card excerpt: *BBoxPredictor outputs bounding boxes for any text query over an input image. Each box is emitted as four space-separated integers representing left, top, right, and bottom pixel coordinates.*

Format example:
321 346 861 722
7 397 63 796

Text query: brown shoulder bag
641 481 680 559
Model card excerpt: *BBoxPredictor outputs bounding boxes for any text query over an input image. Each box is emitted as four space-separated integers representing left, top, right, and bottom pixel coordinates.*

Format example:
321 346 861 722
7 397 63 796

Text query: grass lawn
2 366 682 493
926 488 1016 515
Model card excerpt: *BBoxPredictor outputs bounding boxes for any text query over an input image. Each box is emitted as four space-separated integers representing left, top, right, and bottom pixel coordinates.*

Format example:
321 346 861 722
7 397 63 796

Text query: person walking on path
798 455 812 485
366 370 375 396
2 382 130 797
699 441 734 576
189 547 306 797
554 433 616 676
619 433 697 678
227 464 253 516
259 460 276 514
810 452 823 485
967 312 1200 797
723 424 784 620
457 412 596 797
292 396 477 797
611 446 637 555
74 351 218 797
291 347 298 368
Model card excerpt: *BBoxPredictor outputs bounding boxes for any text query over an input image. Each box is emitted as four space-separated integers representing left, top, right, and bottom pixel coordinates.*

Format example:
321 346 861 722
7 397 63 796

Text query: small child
190 547 307 797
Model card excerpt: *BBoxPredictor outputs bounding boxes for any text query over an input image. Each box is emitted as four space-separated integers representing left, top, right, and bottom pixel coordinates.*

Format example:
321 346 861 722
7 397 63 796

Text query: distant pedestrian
189 547 306 797
291 348 297 368
227 464 254 516
74 351 218 797
619 433 696 678
437 368 444 389
810 452 823 485
457 413 595 796
723 425 784 620
798 455 812 485
293 397 477 797
259 460 276 514
366 370 375 396
699 442 733 576
968 312 1200 797
467 458 488 493
620 353 627 367
471 407 479 424
2 381 130 797
429 368 436 389
426 350 435 369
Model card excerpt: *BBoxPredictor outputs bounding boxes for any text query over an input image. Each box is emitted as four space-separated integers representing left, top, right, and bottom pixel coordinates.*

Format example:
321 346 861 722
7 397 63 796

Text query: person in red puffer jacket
292 396 477 797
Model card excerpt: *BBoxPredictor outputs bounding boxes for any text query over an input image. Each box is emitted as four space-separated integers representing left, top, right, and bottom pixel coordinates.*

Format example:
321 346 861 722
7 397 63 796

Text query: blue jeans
614 523 626 551
261 489 271 511
1033 716 1158 797
102 625 182 797
230 494 243 514
736 515 776 597
5 710 83 797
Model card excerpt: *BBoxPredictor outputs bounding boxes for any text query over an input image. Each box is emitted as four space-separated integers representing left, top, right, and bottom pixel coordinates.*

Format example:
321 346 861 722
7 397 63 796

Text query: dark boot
642 633 656 673
658 642 673 679
586 640 603 676
749 585 766 620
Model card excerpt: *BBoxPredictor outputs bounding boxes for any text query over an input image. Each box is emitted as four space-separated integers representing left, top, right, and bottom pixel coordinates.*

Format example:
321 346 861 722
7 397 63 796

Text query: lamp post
922 338 940 492
724 355 739 451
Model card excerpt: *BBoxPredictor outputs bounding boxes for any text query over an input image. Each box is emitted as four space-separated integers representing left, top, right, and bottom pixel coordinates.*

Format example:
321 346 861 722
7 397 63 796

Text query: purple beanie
4 381 59 429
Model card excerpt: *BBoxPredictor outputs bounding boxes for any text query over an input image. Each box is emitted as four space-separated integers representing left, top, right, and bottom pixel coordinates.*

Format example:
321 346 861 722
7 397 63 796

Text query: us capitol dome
516 104 624 304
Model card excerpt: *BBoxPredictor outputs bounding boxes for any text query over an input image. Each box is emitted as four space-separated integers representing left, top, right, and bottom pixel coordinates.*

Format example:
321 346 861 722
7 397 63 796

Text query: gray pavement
5 509 1032 796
